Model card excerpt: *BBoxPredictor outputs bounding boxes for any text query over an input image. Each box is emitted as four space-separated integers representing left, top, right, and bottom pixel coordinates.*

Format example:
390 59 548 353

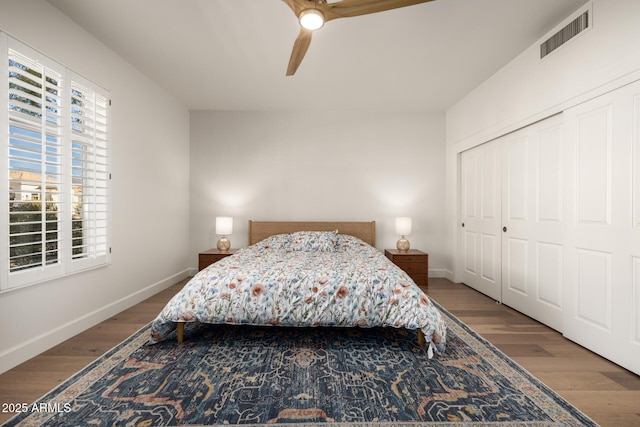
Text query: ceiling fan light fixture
299 9 324 31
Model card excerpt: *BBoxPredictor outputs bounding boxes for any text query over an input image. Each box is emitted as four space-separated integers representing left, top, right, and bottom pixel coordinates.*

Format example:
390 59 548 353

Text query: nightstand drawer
393 261 427 275
393 255 427 264
198 249 237 271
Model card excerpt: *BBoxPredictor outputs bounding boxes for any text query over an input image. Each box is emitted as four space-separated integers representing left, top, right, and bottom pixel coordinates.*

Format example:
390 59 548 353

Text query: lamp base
217 236 230 252
396 237 410 253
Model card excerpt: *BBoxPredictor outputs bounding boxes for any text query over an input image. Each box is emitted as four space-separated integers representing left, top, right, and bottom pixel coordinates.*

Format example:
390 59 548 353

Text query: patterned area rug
3 302 598 427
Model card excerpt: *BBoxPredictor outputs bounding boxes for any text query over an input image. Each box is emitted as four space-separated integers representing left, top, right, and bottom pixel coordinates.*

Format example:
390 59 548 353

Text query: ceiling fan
281 0 435 76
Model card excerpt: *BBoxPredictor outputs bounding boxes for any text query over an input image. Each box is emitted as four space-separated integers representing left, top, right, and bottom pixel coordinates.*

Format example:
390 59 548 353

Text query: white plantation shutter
2 34 110 290
5 41 65 287
69 76 110 272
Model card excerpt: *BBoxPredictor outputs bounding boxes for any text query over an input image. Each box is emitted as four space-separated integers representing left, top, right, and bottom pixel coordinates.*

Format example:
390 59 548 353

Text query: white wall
447 0 640 147
445 0 640 280
190 110 447 275
0 1 191 373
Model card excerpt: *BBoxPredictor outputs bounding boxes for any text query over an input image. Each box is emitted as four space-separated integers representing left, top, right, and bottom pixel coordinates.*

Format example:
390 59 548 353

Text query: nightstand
384 249 429 290
198 248 237 271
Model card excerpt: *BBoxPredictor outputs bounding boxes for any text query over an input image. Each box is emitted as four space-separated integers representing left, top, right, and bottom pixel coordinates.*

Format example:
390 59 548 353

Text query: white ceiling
48 0 588 112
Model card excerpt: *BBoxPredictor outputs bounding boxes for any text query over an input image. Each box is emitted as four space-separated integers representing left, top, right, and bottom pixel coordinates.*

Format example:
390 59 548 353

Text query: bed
149 220 447 356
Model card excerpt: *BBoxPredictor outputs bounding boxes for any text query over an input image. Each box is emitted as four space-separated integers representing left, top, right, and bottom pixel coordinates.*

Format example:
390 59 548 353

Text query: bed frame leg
417 329 425 345
177 322 185 344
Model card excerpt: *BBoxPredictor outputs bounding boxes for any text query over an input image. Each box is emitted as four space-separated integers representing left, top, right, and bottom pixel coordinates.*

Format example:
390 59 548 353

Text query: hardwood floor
427 279 640 427
1 278 638 426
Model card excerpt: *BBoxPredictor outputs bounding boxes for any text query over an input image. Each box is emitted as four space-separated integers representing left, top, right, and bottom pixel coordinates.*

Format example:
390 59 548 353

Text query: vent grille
540 10 589 59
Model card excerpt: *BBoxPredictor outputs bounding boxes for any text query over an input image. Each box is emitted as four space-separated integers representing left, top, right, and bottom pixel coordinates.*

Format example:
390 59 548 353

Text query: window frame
1 32 111 292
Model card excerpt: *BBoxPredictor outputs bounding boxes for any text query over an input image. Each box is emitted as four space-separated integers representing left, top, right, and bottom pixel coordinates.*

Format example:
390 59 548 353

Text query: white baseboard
0 269 190 374
429 268 453 280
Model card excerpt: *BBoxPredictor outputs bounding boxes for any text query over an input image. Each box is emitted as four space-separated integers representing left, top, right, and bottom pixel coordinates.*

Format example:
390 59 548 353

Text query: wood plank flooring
1 278 638 426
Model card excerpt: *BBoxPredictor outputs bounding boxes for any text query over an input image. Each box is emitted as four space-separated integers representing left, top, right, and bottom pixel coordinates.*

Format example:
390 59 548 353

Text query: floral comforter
149 231 447 355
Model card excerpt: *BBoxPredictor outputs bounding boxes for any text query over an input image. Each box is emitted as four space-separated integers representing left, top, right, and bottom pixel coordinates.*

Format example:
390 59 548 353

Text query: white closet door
562 80 640 375
501 116 565 332
460 140 502 301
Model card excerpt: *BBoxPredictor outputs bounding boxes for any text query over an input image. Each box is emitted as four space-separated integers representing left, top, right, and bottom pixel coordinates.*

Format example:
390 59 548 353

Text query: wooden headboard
248 220 376 247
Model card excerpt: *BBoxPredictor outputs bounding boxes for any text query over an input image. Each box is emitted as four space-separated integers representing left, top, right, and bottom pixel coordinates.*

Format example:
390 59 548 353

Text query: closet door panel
507 135 528 221
463 230 478 275
460 141 502 301
576 248 612 331
480 233 498 283
575 105 612 227
481 147 499 221
564 99 615 346
537 242 563 310
537 125 563 223
563 80 640 375
502 133 531 304
505 236 528 295
502 116 564 331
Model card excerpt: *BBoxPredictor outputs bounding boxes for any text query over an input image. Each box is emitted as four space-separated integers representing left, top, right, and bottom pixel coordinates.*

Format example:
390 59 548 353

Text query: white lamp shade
299 9 324 30
215 216 233 235
395 217 412 236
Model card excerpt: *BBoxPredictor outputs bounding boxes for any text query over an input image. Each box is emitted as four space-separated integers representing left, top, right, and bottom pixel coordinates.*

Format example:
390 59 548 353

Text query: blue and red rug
2 302 598 426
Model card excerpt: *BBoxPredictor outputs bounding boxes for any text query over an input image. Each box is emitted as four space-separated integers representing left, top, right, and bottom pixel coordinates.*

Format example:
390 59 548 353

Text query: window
1 33 110 291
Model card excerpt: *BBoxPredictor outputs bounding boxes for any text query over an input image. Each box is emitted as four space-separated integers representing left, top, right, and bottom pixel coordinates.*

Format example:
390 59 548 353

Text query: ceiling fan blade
322 0 435 21
286 27 313 76
281 0 306 16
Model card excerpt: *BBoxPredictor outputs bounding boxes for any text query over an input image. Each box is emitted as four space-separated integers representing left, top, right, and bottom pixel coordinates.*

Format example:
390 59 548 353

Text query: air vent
540 10 589 59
